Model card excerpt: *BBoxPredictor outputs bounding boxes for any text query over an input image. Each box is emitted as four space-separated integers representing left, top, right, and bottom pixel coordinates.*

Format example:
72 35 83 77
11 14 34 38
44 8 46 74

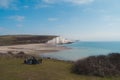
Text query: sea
40 42 120 61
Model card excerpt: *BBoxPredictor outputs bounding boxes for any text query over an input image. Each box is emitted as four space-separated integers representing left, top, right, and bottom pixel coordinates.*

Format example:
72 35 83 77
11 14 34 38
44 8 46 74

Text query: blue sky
0 0 120 41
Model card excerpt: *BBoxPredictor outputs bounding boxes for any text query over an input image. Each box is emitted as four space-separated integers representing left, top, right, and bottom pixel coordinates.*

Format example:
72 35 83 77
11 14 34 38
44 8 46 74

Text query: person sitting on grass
24 56 42 65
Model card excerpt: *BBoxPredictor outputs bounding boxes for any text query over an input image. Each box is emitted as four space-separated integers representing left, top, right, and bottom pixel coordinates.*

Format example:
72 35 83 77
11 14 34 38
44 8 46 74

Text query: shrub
7 51 14 55
72 53 120 77
108 53 120 71
15 51 29 58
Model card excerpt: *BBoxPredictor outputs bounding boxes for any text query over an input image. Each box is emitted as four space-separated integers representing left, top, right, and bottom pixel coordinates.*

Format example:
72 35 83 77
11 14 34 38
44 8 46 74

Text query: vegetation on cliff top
0 35 57 46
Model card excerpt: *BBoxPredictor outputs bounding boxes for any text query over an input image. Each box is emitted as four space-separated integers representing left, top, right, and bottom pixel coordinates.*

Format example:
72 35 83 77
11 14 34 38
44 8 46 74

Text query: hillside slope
0 56 119 80
0 35 57 46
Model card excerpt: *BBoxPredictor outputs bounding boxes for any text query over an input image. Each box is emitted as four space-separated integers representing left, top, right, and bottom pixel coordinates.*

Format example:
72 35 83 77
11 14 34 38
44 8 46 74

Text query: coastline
0 43 70 55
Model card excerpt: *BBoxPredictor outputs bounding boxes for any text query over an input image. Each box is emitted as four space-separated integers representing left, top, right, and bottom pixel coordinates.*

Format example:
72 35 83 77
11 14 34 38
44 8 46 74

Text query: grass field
0 56 119 80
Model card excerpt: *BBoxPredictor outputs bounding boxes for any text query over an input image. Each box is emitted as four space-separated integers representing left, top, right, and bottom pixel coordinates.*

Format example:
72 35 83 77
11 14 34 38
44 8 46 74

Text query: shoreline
0 43 71 55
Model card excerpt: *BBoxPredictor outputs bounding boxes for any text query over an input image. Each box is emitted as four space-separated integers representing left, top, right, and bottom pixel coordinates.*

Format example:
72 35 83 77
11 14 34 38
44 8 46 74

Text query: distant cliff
0 35 57 46
47 36 73 44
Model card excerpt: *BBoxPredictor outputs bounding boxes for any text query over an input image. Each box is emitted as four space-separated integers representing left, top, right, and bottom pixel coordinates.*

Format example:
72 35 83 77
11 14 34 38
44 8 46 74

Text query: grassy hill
0 56 120 80
0 35 57 46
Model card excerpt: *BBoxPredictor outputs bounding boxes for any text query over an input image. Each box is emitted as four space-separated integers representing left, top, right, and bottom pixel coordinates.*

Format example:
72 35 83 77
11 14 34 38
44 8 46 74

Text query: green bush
108 53 120 71
72 53 120 77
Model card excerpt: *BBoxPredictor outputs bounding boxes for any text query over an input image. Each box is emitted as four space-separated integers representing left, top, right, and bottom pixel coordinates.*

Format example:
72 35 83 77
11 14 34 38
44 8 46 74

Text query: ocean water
40 42 120 61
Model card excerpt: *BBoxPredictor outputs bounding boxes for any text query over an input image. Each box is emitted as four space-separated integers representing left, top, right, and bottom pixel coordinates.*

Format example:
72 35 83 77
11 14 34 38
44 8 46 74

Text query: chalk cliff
47 36 73 44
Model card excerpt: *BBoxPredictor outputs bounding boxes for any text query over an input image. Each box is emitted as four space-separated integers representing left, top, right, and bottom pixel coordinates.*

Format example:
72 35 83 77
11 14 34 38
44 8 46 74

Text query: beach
0 43 70 55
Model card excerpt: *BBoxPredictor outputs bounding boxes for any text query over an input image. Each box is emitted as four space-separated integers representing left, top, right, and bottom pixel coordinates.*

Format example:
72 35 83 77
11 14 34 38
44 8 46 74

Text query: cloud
0 27 4 31
0 0 16 8
42 0 94 4
43 0 57 4
23 5 29 9
9 15 25 21
65 0 94 4
48 18 58 21
16 24 23 27
35 4 51 9
102 15 120 26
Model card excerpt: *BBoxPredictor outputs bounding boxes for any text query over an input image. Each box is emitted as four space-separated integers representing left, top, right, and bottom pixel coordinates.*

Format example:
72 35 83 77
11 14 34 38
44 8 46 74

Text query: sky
0 0 120 41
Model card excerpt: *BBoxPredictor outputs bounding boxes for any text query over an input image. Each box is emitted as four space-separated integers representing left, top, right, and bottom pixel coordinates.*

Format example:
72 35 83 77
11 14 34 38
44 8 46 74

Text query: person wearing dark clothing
24 56 42 65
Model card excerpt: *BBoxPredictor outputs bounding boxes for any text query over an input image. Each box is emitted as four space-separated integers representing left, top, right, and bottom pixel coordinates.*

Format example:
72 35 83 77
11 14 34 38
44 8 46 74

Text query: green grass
0 56 120 80
0 35 57 46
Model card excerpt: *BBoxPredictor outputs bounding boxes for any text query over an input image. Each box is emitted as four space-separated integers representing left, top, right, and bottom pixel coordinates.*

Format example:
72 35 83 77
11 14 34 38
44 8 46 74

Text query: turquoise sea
40 42 120 61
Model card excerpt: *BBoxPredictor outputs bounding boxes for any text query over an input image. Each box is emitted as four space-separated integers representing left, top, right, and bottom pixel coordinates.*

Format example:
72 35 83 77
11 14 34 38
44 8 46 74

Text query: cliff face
47 36 73 44
0 35 57 46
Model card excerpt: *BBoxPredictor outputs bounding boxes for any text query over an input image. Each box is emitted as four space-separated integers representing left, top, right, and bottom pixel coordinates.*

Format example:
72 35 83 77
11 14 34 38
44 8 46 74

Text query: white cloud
48 18 58 21
102 15 120 27
43 0 56 4
16 24 23 27
9 15 25 21
35 4 51 9
23 5 29 9
0 0 16 8
0 27 4 31
65 0 94 4
42 0 94 4
79 30 120 41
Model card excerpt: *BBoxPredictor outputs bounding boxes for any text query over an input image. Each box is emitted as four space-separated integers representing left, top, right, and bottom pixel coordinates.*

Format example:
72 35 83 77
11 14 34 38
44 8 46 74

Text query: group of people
24 56 42 65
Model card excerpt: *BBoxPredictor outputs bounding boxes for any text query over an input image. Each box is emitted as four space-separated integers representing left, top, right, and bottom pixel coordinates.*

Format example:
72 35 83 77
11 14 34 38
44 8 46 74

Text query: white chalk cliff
47 36 73 44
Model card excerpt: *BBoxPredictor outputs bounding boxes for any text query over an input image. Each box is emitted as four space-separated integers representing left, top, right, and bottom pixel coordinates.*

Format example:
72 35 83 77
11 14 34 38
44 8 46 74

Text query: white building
47 36 73 44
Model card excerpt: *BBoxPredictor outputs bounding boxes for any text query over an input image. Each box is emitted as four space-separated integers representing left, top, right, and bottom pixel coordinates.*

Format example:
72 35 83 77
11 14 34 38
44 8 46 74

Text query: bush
7 51 14 55
72 53 120 77
14 51 29 58
108 53 120 71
